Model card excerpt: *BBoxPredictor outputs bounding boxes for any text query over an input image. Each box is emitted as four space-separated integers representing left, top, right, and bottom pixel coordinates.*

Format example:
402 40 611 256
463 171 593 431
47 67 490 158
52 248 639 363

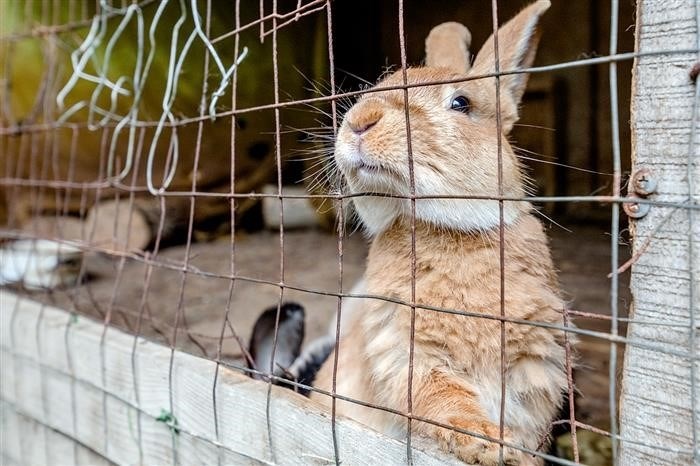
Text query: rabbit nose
347 105 383 135
349 118 379 135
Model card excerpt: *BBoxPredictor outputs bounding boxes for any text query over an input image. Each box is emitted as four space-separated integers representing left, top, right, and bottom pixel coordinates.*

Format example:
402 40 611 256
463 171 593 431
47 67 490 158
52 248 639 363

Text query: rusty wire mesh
0 1 698 465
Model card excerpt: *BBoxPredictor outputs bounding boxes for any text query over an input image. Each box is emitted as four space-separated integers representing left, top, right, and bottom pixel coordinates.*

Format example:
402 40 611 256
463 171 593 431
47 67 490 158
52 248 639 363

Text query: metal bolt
631 168 657 196
691 61 700 84
623 199 650 219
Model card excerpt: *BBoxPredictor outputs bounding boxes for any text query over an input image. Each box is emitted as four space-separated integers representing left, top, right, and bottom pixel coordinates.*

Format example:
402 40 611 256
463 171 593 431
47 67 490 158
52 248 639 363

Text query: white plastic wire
55 0 249 194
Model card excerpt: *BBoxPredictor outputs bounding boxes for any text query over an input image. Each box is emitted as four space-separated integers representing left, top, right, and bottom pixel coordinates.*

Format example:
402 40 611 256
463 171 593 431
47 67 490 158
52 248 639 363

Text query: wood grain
0 289 464 465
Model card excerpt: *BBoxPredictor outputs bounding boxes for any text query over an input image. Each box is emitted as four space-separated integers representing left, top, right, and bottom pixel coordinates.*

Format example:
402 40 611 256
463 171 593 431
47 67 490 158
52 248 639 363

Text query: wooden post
619 0 699 464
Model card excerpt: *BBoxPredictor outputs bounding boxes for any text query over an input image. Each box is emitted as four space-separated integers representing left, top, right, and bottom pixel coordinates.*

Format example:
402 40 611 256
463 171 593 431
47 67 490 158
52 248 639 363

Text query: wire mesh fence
0 0 698 465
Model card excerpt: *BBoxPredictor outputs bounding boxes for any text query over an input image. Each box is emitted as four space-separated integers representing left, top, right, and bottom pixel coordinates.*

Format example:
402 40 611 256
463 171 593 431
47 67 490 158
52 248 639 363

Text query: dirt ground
21 222 630 460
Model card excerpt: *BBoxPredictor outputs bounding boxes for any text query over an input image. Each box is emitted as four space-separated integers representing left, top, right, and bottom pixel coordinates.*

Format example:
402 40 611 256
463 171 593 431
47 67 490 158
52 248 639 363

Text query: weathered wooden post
619 0 699 464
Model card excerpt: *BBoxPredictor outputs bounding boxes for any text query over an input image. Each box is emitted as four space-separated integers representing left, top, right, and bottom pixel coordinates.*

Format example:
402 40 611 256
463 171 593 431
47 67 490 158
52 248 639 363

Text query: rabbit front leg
411 369 532 466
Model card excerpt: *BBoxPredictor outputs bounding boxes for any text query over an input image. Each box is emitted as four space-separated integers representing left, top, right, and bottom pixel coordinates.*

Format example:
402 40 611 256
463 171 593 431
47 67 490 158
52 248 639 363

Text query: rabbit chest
359 219 567 419
363 222 520 369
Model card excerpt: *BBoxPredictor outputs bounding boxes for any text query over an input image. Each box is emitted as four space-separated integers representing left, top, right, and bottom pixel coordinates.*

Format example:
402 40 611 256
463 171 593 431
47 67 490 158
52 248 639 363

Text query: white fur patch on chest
352 196 402 236
351 191 522 236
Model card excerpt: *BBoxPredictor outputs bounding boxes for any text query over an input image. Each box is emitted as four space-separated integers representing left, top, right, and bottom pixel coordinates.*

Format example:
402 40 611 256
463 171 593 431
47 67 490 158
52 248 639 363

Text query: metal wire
264 0 287 461
687 2 700 460
211 2 244 464
487 1 507 464
396 0 417 462
325 1 343 463
2 227 698 361
2 47 698 138
608 0 622 462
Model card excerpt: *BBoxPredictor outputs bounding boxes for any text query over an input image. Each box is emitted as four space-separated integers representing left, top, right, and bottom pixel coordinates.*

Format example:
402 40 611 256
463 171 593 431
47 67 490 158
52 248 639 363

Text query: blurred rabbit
248 302 333 396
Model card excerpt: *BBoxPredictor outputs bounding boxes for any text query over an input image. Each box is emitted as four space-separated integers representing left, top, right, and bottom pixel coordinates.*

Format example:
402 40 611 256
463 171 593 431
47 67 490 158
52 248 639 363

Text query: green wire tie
156 409 180 435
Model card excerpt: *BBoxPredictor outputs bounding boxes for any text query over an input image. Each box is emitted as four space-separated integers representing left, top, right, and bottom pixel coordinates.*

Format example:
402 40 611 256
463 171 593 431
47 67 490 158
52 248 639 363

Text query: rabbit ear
248 302 305 380
425 22 472 73
471 0 550 120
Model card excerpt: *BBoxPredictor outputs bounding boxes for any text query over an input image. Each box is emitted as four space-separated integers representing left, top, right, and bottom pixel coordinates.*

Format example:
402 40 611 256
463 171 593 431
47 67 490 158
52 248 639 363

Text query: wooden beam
0 290 462 465
1 402 112 466
619 0 699 464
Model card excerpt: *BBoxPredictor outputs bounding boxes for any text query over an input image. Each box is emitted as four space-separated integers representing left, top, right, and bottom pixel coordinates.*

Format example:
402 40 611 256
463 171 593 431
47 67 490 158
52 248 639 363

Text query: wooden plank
619 0 699 464
0 289 462 465
0 401 114 466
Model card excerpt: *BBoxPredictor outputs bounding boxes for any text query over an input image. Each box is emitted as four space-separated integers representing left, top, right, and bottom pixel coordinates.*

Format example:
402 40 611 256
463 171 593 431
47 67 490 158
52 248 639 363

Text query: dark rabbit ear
248 302 305 380
425 22 472 73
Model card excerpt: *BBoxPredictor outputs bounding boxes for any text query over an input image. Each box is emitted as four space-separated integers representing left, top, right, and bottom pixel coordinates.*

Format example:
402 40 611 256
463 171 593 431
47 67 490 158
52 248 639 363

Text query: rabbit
0 239 83 290
308 1 571 465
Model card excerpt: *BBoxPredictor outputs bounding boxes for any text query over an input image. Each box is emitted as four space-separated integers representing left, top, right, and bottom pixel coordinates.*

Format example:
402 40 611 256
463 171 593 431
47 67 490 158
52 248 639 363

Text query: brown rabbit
310 1 570 465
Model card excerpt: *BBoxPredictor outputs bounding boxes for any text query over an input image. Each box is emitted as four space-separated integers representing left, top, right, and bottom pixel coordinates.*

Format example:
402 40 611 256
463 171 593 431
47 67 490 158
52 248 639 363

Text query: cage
0 0 698 465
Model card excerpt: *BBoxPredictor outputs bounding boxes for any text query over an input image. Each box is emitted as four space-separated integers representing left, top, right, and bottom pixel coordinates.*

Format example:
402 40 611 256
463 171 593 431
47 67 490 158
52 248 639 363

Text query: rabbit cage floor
12 223 629 460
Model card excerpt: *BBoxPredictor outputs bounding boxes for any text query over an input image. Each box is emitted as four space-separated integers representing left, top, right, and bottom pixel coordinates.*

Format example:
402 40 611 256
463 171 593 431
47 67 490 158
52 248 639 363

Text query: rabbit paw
441 421 529 465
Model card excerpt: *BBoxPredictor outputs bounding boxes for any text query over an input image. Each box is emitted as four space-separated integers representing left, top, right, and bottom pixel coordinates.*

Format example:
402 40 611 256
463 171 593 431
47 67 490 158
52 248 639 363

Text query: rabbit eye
450 95 470 114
